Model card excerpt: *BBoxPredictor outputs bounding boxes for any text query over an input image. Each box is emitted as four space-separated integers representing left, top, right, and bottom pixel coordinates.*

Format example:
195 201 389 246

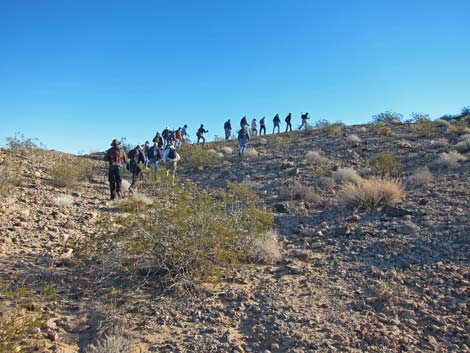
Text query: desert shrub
340 178 404 209
86 335 132 353
83 182 274 290
53 195 74 207
461 106 470 116
393 140 412 148
370 151 401 176
5 132 44 152
305 150 329 165
244 148 258 158
406 167 433 188
48 158 95 188
317 176 336 189
430 151 466 170
455 135 470 153
448 120 470 135
372 111 402 124
332 167 362 184
430 138 449 147
434 119 451 129
314 120 344 135
238 230 281 265
0 159 22 196
346 134 362 145
372 123 392 136
179 144 221 170
283 181 321 203
409 116 437 137
221 146 233 155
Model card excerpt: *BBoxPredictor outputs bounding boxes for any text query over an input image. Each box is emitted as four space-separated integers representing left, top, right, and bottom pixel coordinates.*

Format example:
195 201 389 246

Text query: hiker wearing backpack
299 112 310 130
127 145 146 193
162 127 171 146
104 139 127 200
273 114 281 134
224 119 232 140
143 141 151 167
238 127 250 157
251 118 258 138
182 124 189 141
152 132 164 149
285 113 292 132
196 124 208 146
148 141 162 174
260 116 267 135
240 116 248 129
163 140 181 184
175 127 183 148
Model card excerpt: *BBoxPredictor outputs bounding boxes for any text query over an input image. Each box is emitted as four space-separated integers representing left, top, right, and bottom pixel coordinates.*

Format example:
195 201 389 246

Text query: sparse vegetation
406 167 433 188
238 230 281 265
372 111 402 124
179 144 222 170
5 132 44 152
372 123 392 136
332 167 362 185
244 148 258 158
283 181 321 204
409 115 437 137
305 150 329 165
340 178 405 209
370 151 401 177
346 134 362 145
48 157 96 188
0 159 23 196
430 151 466 170
314 120 344 135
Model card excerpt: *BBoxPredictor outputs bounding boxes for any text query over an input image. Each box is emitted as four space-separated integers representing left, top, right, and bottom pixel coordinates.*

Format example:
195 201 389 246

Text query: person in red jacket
104 139 127 200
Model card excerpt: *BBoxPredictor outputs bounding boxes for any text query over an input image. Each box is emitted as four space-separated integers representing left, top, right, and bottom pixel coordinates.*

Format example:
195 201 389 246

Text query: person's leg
202 136 205 147
116 168 123 197
109 169 116 200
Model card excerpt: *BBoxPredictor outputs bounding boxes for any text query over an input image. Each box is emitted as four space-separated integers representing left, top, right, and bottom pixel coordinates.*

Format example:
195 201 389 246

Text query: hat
111 139 120 146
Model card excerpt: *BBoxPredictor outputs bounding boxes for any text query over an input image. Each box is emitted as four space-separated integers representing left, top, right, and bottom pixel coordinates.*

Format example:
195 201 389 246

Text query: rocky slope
0 122 469 353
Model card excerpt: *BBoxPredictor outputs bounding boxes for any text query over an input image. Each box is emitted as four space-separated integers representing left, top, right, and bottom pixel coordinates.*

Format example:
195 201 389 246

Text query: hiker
175 127 183 148
152 132 164 149
285 113 292 132
273 114 281 134
127 145 146 193
299 112 310 130
163 140 180 184
240 116 248 129
181 124 189 141
147 141 162 173
143 141 151 166
251 118 258 138
224 119 232 140
162 127 171 146
196 124 208 146
259 116 267 135
104 139 126 200
238 126 250 157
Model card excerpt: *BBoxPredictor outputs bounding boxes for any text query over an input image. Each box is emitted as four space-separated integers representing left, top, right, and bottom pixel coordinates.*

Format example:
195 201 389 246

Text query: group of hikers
104 112 310 199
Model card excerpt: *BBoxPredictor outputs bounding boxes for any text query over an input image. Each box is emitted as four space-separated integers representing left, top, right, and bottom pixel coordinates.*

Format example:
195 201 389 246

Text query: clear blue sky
1 0 469 154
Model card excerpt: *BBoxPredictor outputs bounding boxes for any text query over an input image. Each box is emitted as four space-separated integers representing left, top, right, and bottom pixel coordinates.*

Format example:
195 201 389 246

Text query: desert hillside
1 118 469 353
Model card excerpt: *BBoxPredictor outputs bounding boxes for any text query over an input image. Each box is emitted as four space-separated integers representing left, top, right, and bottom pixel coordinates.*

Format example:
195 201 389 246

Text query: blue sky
1 0 469 154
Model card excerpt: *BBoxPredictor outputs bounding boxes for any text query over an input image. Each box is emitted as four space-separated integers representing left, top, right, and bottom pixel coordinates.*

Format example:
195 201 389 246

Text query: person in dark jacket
224 119 232 140
196 124 208 146
104 139 127 200
259 116 267 135
240 116 248 129
238 126 250 157
285 113 292 132
273 114 281 134
299 112 310 130
128 145 146 193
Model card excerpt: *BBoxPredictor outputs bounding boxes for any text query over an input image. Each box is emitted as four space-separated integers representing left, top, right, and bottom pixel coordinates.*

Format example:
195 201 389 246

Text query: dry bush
48 158 95 188
346 134 362 145
372 123 392 136
283 181 321 203
239 230 281 264
455 140 470 153
0 159 23 196
258 138 268 145
448 120 470 135
305 150 329 165
221 146 233 155
244 148 258 158
318 176 336 189
409 118 437 137
340 178 404 209
459 133 470 141
53 195 74 207
406 167 433 188
430 138 449 147
332 167 362 185
370 151 401 176
434 119 451 128
179 144 221 170
359 126 367 132
430 151 466 170
86 335 132 353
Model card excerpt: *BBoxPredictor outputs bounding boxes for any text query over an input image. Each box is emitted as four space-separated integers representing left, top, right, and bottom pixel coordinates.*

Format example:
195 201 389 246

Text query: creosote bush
83 181 274 290
48 158 96 188
370 151 401 177
409 116 437 137
0 159 23 196
179 144 221 170
340 178 404 209
372 111 402 124
372 123 392 136
5 132 44 152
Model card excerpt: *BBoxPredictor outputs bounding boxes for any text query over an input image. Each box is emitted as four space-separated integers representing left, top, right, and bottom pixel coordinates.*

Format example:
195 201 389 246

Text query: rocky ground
0 122 469 352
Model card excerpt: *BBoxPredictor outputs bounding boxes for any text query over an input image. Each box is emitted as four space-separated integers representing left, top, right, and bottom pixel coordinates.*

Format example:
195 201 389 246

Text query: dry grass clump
86 335 132 353
430 138 449 147
455 135 470 153
244 148 258 158
305 150 329 165
434 119 451 128
373 123 392 136
340 178 404 209
332 167 362 185
53 194 74 207
318 176 336 189
0 159 23 196
284 181 321 203
406 167 433 188
221 146 233 155
48 158 95 188
346 134 362 145
430 151 466 170
239 230 281 265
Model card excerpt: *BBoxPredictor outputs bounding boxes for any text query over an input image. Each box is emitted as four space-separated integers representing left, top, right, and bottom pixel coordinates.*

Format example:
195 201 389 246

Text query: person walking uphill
273 114 281 134
260 116 267 135
299 112 310 130
238 126 250 157
104 139 127 200
163 140 181 184
128 145 146 193
285 113 292 132
240 116 248 129
196 124 208 146
224 119 232 140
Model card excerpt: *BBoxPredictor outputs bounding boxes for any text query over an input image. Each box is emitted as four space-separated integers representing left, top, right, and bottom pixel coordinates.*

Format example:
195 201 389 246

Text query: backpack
239 128 248 139
148 145 157 159
109 148 124 166
127 149 138 162
168 148 177 160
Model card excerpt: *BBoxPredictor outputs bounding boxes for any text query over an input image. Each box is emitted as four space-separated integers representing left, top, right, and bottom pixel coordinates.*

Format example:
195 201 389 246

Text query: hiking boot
128 187 133 194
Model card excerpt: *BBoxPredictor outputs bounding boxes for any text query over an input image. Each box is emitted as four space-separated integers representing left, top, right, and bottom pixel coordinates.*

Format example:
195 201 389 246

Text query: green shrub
5 132 44 152
409 115 437 137
48 158 96 188
314 120 344 135
370 151 401 177
82 182 274 290
372 123 392 136
372 111 402 124
179 144 221 170
448 120 470 136
0 159 22 196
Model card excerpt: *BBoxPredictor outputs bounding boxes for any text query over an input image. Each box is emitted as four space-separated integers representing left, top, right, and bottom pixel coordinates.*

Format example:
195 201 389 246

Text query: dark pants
260 125 266 135
108 166 123 200
130 161 142 190
225 129 231 140
197 135 205 146
285 122 292 132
